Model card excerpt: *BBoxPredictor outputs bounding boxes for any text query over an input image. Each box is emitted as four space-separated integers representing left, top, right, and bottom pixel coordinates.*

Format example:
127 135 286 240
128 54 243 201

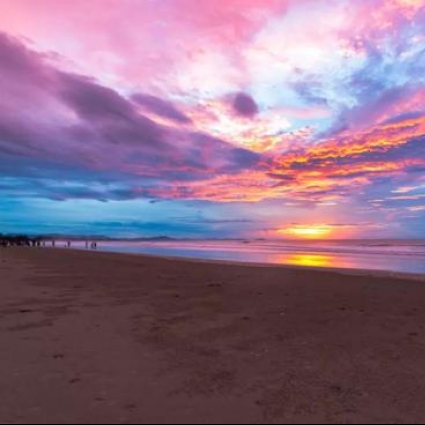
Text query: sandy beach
1 248 425 424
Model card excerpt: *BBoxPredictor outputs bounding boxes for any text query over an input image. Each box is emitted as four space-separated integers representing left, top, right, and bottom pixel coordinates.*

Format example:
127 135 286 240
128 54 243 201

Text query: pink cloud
0 0 290 95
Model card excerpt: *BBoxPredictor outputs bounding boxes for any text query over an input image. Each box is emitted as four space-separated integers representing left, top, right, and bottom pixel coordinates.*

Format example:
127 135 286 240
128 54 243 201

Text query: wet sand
1 248 425 424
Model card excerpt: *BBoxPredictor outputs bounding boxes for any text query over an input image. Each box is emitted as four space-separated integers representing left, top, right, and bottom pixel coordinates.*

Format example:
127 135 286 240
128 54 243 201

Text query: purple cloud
0 32 260 202
232 92 259 118
132 93 192 124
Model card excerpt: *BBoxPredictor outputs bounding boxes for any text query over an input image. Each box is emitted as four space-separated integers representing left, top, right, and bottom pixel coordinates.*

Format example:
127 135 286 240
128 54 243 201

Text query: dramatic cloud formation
0 0 424 238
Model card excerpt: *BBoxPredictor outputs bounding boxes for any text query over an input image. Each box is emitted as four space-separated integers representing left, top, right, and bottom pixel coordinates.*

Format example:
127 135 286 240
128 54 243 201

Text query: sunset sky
0 0 425 239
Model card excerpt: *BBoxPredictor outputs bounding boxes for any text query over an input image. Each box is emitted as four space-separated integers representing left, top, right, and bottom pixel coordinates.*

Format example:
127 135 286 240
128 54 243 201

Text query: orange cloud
151 113 425 204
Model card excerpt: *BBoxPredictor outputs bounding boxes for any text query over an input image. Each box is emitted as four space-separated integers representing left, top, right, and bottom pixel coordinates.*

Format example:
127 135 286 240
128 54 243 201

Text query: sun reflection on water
273 253 337 268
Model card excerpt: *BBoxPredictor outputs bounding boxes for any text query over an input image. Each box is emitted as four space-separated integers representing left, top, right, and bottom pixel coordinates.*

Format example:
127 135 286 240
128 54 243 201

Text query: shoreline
53 247 425 283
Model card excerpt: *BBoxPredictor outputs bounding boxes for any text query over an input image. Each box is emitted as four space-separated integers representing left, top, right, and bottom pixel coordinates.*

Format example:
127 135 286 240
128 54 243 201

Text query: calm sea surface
66 239 425 275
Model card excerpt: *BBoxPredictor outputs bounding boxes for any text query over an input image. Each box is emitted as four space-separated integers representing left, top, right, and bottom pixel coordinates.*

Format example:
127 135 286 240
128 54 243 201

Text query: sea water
70 239 425 275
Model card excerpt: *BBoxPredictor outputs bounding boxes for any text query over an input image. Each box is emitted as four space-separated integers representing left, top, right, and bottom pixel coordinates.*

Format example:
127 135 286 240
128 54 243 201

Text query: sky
0 0 425 239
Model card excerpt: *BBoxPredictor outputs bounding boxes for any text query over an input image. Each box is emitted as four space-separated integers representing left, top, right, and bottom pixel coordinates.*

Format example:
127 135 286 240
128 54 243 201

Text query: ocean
67 239 425 275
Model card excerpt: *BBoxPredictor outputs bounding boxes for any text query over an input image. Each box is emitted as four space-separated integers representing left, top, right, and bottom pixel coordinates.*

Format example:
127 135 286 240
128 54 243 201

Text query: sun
278 224 335 239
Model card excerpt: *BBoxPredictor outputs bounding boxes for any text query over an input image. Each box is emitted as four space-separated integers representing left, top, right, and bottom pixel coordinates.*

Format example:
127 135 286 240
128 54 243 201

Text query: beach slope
1 248 425 424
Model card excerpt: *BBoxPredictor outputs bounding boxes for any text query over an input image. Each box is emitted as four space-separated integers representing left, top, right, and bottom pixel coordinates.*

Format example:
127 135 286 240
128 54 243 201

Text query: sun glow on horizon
278 224 335 239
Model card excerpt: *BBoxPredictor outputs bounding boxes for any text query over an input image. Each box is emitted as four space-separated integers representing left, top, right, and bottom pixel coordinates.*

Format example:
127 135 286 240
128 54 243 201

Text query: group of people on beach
61 240 98 250
0 236 43 248
0 236 98 250
84 241 98 250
